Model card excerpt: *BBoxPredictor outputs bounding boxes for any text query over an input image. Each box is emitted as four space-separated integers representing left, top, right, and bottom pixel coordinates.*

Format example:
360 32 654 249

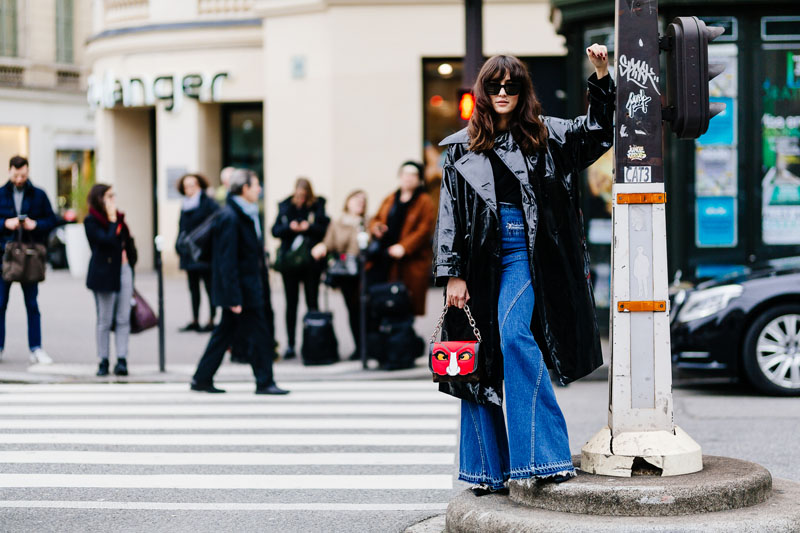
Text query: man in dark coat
191 169 288 395
0 156 60 364
433 73 615 407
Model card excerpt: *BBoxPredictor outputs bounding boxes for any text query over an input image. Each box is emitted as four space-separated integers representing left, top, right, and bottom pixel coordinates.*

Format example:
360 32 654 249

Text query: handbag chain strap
430 304 482 343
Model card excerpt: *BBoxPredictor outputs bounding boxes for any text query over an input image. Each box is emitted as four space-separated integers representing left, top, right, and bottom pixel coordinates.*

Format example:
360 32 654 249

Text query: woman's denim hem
458 471 509 490
509 460 576 480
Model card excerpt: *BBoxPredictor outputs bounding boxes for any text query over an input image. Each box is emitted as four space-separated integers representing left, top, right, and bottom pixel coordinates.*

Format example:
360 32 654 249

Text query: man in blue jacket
191 168 288 395
0 156 60 364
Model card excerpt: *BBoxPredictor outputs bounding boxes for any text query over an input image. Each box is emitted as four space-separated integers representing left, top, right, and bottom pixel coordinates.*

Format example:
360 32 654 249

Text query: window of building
56 0 74 64
0 0 17 57
0 125 28 171
222 103 263 179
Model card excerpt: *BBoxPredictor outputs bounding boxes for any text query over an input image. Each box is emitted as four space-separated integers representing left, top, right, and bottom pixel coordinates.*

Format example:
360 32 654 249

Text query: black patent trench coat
433 73 615 407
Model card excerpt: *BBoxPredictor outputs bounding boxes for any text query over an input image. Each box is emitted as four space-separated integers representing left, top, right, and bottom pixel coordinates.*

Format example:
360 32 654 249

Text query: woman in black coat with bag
85 184 137 377
433 48 613 493
271 177 329 360
176 173 219 332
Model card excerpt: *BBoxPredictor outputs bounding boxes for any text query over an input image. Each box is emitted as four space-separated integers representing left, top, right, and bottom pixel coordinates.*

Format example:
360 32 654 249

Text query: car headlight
676 284 743 323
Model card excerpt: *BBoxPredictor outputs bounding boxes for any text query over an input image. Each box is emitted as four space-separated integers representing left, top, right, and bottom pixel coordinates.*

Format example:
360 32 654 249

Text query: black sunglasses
484 80 522 96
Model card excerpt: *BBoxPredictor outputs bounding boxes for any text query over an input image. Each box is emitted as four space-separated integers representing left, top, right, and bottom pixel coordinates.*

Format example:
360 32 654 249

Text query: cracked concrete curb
442 477 800 532
510 456 772 516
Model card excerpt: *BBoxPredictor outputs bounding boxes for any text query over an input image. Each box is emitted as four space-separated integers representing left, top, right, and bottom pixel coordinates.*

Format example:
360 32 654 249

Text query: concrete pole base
580 425 702 477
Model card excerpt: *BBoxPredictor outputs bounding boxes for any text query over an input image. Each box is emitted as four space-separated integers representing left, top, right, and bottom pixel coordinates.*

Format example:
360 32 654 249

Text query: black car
670 257 800 396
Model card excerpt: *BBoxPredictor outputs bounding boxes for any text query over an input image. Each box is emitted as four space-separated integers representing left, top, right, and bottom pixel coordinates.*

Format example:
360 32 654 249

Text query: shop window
762 17 800 42
699 16 738 42
0 0 17 57
694 42 738 248
56 150 95 218
761 41 800 245
222 103 263 179
56 0 74 64
0 125 28 170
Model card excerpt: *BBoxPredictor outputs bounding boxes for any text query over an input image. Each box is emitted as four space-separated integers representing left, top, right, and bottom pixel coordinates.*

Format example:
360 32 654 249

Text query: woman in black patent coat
432 48 614 491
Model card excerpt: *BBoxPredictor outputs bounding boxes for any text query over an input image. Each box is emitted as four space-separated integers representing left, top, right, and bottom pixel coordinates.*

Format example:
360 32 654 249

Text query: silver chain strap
429 304 482 343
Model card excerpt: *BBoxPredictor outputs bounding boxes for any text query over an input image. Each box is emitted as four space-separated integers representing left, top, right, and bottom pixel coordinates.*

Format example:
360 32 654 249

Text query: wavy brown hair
467 55 548 155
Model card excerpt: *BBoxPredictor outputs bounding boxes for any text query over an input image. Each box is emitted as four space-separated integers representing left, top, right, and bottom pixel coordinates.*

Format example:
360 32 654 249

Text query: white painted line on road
0 404 458 416
0 417 458 431
0 451 456 465
0 500 450 512
0 381 436 393
0 433 456 447
0 391 450 404
0 474 453 490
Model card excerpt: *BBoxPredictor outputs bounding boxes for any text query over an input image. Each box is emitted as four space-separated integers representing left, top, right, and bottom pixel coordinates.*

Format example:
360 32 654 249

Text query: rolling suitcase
301 310 339 366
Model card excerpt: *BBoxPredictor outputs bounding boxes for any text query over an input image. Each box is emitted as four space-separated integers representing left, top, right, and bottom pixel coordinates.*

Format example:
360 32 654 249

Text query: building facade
0 0 94 216
86 0 569 272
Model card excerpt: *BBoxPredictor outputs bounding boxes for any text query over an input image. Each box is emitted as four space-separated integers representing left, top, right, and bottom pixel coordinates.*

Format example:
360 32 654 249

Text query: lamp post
580 0 703 477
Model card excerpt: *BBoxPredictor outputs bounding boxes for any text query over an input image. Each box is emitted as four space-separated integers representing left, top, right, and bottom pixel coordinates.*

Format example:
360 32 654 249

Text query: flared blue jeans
458 203 575 489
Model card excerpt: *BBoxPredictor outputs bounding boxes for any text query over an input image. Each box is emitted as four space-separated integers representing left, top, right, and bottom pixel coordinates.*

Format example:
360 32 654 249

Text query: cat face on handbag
431 342 477 376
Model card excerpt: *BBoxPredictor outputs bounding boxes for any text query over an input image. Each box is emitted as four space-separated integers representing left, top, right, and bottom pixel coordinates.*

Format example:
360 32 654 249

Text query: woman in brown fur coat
368 161 436 316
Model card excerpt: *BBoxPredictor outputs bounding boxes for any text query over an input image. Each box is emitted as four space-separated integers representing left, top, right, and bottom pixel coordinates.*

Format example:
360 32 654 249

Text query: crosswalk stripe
0 451 455 465
0 501 450 511
0 391 450 404
0 381 437 393
0 433 456 446
0 417 458 430
0 474 453 490
0 404 457 416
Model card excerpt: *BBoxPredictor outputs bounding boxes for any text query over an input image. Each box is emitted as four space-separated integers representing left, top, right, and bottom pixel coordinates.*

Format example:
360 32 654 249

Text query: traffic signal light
458 89 475 121
663 16 726 139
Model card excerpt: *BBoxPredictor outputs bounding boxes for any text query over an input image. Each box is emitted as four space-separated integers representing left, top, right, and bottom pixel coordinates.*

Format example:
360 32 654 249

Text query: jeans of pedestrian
192 305 275 389
458 203 575 489
93 263 133 361
0 276 41 351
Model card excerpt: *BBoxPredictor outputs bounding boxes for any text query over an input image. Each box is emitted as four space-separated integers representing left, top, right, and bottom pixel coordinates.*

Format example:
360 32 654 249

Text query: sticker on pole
624 166 652 183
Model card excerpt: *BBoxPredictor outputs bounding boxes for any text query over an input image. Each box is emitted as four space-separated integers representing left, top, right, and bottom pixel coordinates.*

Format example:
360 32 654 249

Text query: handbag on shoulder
130 289 158 334
324 253 359 287
429 304 481 383
2 227 47 283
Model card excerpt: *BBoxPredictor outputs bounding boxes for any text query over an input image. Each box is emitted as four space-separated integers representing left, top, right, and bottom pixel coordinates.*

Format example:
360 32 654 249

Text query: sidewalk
0 270 609 383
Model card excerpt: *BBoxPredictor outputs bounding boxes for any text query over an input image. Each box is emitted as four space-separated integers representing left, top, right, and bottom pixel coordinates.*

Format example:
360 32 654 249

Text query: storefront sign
87 71 229 112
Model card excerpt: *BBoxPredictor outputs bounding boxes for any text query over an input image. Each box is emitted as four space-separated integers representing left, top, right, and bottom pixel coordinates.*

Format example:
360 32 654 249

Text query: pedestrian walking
176 173 219 333
271 177 329 360
368 161 435 316
311 190 367 361
191 169 288 395
84 184 138 377
0 156 60 364
433 47 614 494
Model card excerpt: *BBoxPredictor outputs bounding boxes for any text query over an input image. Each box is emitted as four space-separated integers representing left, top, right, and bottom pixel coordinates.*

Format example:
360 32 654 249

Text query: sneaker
30 348 53 365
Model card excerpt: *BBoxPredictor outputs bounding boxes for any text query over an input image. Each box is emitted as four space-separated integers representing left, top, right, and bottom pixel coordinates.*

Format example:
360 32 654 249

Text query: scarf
181 192 202 211
232 195 262 239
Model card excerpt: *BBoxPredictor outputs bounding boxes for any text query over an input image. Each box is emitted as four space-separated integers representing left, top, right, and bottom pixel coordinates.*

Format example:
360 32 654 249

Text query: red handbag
429 304 481 383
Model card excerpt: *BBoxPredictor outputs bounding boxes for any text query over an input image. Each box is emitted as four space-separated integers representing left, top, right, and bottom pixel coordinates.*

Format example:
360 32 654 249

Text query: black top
488 150 522 207
384 188 420 246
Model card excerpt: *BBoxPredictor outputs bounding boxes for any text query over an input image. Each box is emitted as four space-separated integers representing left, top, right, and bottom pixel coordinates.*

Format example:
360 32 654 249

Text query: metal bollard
154 235 166 373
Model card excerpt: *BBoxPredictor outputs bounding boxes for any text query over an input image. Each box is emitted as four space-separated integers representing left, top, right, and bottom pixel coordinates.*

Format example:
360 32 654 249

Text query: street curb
440 477 800 532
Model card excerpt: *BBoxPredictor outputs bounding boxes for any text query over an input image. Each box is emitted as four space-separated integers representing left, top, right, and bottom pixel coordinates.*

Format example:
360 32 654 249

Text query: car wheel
742 304 800 396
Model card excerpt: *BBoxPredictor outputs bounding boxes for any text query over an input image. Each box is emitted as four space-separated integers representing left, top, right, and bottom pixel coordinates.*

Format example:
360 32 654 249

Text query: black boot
113 358 128 376
283 347 296 360
96 359 109 377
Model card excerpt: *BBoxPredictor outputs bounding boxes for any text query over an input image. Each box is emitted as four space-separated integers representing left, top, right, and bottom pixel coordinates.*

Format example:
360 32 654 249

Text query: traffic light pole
580 0 702 477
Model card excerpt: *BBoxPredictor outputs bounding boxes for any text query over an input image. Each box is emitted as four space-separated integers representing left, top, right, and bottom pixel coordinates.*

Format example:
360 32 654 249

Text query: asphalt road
0 377 797 533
